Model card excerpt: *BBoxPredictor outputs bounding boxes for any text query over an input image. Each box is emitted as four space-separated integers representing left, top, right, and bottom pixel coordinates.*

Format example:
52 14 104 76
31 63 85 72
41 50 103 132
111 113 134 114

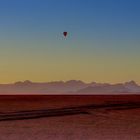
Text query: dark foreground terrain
0 95 140 140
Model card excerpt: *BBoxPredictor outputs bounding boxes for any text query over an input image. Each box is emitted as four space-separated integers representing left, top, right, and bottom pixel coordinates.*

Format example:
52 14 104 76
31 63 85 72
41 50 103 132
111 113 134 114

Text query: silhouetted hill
76 81 140 94
0 80 140 94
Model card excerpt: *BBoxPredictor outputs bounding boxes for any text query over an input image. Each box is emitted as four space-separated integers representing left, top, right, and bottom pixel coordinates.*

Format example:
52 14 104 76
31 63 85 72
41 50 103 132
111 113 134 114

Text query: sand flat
0 95 140 140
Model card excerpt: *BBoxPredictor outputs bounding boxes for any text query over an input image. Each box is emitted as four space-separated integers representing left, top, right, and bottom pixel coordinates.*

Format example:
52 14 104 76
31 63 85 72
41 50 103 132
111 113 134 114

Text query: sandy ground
0 95 140 140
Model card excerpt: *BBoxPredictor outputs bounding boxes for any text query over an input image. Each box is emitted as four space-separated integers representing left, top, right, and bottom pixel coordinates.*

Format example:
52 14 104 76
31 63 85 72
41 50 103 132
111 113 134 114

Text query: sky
0 0 140 84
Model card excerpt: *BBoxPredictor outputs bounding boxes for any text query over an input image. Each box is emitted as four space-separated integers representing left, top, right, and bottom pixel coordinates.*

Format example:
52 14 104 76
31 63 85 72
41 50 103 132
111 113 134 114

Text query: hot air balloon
63 31 68 37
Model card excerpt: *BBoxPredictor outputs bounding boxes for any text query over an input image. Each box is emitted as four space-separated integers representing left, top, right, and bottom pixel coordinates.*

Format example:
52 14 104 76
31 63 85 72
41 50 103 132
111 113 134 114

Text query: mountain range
0 80 140 94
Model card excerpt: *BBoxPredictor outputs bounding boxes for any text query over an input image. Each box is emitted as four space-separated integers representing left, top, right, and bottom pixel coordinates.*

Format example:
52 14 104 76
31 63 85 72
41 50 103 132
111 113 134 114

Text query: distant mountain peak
124 80 138 86
65 80 85 84
14 80 32 85
23 80 32 83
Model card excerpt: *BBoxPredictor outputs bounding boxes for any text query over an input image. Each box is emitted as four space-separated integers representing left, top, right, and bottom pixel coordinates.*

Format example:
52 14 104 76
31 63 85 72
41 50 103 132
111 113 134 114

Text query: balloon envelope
63 32 67 37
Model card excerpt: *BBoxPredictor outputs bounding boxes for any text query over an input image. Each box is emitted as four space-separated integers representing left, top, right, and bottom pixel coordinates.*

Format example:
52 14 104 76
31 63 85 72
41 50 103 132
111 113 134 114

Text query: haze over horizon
0 0 140 83
0 79 139 85
0 79 140 94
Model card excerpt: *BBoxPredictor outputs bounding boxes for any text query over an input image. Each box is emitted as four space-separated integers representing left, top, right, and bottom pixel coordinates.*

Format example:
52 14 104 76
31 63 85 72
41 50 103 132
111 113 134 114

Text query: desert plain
0 95 140 140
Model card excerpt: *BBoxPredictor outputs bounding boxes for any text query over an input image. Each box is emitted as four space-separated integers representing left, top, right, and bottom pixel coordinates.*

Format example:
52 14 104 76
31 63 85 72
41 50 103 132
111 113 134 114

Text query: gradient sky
0 0 140 84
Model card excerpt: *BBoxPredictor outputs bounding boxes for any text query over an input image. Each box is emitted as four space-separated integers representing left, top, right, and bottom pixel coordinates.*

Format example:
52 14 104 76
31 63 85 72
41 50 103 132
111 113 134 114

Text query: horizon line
0 79 138 85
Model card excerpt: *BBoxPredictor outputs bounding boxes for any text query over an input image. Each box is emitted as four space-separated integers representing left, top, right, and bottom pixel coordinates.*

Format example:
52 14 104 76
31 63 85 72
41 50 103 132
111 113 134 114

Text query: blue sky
0 0 140 40
0 0 140 83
